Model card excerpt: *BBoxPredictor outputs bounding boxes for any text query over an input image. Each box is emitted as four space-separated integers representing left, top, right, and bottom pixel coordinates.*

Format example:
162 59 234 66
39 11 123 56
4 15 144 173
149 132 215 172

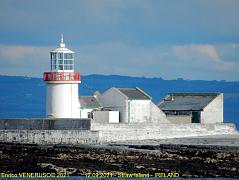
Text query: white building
158 93 223 124
98 87 168 123
79 96 101 118
93 111 120 124
43 35 81 118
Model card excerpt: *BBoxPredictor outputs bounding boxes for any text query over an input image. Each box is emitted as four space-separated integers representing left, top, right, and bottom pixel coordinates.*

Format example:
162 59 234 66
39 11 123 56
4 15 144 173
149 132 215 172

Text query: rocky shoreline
0 142 238 178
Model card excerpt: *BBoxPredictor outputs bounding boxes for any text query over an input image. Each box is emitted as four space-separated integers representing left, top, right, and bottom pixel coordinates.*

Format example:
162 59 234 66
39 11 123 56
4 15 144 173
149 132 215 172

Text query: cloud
0 45 51 76
0 45 48 62
173 44 235 69
232 44 239 49
192 45 220 62
76 42 239 80
0 43 239 81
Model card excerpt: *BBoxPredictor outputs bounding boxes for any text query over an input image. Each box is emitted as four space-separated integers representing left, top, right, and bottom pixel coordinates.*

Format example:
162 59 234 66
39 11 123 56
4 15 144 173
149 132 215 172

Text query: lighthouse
43 35 81 118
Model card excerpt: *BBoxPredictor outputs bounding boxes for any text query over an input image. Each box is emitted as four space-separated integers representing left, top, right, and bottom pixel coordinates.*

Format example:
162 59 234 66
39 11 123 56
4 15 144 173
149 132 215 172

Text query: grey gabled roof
79 96 101 109
117 87 151 100
158 93 219 111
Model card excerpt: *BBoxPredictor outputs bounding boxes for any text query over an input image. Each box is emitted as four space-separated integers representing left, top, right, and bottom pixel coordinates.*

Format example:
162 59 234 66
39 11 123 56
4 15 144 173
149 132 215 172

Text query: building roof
117 87 151 100
158 93 219 111
79 96 101 109
51 47 74 53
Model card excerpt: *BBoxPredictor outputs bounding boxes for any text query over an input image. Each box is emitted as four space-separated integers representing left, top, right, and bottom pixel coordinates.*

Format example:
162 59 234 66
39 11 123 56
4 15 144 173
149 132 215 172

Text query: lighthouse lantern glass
50 52 74 72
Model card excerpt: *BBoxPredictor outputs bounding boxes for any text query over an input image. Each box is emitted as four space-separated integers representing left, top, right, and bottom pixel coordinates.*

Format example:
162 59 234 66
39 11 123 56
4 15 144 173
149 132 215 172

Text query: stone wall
92 122 238 142
0 118 91 130
0 130 99 144
0 118 238 145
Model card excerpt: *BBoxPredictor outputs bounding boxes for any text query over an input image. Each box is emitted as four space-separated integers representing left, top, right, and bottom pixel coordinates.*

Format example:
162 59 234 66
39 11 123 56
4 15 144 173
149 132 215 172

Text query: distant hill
0 74 238 129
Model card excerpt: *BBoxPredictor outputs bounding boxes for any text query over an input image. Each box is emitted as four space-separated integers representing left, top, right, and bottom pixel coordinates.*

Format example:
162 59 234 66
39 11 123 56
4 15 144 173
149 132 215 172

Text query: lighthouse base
46 83 80 118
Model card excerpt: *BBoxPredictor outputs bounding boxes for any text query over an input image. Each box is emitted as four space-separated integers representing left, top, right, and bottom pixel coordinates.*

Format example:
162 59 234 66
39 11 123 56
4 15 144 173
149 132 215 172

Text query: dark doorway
192 111 201 123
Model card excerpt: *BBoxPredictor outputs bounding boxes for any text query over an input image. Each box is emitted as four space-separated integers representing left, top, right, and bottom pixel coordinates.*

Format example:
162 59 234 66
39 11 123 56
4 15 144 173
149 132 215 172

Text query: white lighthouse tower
43 35 81 118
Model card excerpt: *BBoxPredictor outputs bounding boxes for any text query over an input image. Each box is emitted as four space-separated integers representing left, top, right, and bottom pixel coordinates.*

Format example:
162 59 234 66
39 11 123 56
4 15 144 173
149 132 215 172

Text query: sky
0 0 239 81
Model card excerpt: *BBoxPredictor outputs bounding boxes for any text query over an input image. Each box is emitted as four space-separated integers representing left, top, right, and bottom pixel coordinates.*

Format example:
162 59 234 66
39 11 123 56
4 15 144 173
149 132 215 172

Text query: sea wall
0 118 238 144
0 118 97 145
0 118 91 130
0 130 99 144
92 122 238 142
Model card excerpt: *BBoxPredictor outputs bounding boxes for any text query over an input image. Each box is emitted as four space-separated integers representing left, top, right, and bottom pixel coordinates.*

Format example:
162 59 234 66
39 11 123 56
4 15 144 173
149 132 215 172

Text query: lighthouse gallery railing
43 72 80 81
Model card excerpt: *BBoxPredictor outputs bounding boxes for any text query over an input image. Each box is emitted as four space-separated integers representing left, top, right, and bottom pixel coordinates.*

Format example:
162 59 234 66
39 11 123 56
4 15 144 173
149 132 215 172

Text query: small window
58 60 63 64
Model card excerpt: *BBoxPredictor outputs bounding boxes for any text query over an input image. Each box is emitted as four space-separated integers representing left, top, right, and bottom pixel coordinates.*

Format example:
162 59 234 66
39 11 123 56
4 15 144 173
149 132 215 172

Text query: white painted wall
166 115 192 123
93 111 119 123
150 102 169 123
46 82 80 118
109 111 120 123
129 100 151 123
98 88 128 123
80 108 92 118
201 94 223 124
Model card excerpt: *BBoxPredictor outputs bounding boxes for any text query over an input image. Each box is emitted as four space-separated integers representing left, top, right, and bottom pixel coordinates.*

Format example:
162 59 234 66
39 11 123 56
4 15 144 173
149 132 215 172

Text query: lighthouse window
58 65 63 70
51 53 57 60
58 53 63 59
52 65 57 70
64 60 73 64
64 53 73 59
64 65 73 70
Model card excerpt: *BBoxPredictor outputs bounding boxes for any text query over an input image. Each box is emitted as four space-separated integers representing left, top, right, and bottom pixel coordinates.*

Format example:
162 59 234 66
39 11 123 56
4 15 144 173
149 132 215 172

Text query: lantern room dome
50 34 74 53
